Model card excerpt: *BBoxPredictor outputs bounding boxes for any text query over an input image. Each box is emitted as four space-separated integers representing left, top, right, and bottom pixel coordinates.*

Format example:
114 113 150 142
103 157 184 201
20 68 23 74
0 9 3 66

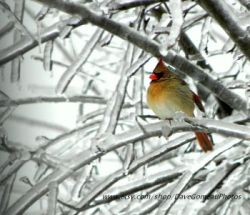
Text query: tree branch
0 17 87 65
197 160 250 215
55 28 104 94
47 181 58 215
238 0 250 10
34 0 247 113
0 95 105 107
0 173 16 214
157 138 242 214
11 0 25 82
4 117 249 214
198 0 250 60
68 134 195 214
109 0 166 11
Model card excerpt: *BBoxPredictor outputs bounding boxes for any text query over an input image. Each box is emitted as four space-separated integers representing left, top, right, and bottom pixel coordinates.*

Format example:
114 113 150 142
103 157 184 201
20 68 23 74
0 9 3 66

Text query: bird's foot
173 111 187 122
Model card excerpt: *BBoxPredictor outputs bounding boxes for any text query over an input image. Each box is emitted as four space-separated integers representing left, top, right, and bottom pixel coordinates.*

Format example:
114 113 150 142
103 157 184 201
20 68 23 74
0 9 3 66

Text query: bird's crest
153 58 176 75
153 58 168 74
149 58 181 81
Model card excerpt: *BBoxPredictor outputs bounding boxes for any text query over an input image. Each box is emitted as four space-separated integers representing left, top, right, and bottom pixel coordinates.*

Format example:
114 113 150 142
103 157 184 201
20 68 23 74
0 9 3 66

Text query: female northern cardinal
147 58 213 152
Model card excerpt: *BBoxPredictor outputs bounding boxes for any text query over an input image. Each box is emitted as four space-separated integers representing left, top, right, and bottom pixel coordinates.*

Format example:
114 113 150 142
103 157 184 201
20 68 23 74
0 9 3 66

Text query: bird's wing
192 92 205 112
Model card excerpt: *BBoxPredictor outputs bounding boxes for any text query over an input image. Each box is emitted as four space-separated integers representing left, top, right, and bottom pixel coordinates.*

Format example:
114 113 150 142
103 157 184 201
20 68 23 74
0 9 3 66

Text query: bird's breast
147 81 194 119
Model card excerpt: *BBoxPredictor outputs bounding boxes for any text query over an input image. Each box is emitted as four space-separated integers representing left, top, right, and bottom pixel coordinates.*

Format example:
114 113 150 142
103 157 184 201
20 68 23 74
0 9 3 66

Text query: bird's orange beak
149 73 158 80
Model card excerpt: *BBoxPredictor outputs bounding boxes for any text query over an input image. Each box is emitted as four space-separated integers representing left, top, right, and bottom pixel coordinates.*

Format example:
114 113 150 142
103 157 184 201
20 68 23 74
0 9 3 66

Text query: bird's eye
156 72 164 78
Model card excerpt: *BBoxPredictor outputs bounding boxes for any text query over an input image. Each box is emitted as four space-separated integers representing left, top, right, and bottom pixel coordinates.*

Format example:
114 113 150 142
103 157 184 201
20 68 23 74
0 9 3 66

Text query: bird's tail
194 131 213 152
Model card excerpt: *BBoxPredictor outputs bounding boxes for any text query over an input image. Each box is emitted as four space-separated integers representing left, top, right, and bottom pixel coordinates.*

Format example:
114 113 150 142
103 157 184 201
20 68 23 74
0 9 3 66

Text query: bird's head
149 58 176 81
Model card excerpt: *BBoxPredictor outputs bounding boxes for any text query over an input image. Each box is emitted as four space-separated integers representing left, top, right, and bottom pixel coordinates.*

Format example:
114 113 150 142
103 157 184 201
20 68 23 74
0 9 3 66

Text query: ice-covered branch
197 160 250 215
184 117 250 140
182 160 241 214
11 0 25 82
0 22 14 39
0 95 105 107
4 117 249 214
0 1 34 41
47 181 58 215
0 174 16 214
34 0 247 114
97 53 150 135
109 0 165 11
198 0 250 60
96 45 133 135
167 0 183 48
0 153 30 184
0 17 87 65
157 138 243 214
55 28 104 94
67 134 194 213
238 0 250 10
178 31 213 101
101 168 183 202
10 115 69 133
164 52 247 112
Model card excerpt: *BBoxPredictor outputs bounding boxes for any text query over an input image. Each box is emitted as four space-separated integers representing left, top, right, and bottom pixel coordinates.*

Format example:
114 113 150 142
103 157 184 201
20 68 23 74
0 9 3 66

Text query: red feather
195 132 213 152
192 92 205 112
192 92 213 151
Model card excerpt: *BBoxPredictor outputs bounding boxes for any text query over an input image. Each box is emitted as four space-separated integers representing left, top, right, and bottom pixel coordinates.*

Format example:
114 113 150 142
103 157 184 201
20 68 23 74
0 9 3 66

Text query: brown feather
192 92 205 112
195 132 213 152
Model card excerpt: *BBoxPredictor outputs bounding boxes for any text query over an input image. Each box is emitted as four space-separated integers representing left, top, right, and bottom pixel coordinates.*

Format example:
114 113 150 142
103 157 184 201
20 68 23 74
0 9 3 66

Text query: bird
147 58 213 152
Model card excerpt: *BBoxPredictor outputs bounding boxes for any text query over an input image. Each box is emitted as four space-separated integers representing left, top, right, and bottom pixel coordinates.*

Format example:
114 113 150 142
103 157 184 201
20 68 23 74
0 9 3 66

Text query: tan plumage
147 78 194 118
147 58 213 152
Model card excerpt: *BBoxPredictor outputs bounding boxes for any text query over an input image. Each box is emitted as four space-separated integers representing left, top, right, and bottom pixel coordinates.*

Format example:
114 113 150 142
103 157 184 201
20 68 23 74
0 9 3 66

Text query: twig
0 22 14 39
36 5 50 21
178 31 213 101
199 17 211 53
166 0 183 48
88 167 184 209
97 53 150 136
198 0 250 60
74 51 149 204
182 160 242 214
47 181 58 215
68 134 194 214
0 95 105 108
10 114 69 133
184 117 250 140
197 160 250 215
0 151 31 184
164 51 247 112
34 0 247 114
32 55 68 68
11 0 25 82
0 173 16 214
0 152 19 173
71 165 95 199
109 0 166 11
77 109 105 123
0 107 14 124
157 171 193 215
55 28 104 94
43 40 54 71
4 118 249 215
238 0 250 10
0 17 87 65
96 43 134 135
0 1 35 41
40 119 104 152
156 138 243 214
